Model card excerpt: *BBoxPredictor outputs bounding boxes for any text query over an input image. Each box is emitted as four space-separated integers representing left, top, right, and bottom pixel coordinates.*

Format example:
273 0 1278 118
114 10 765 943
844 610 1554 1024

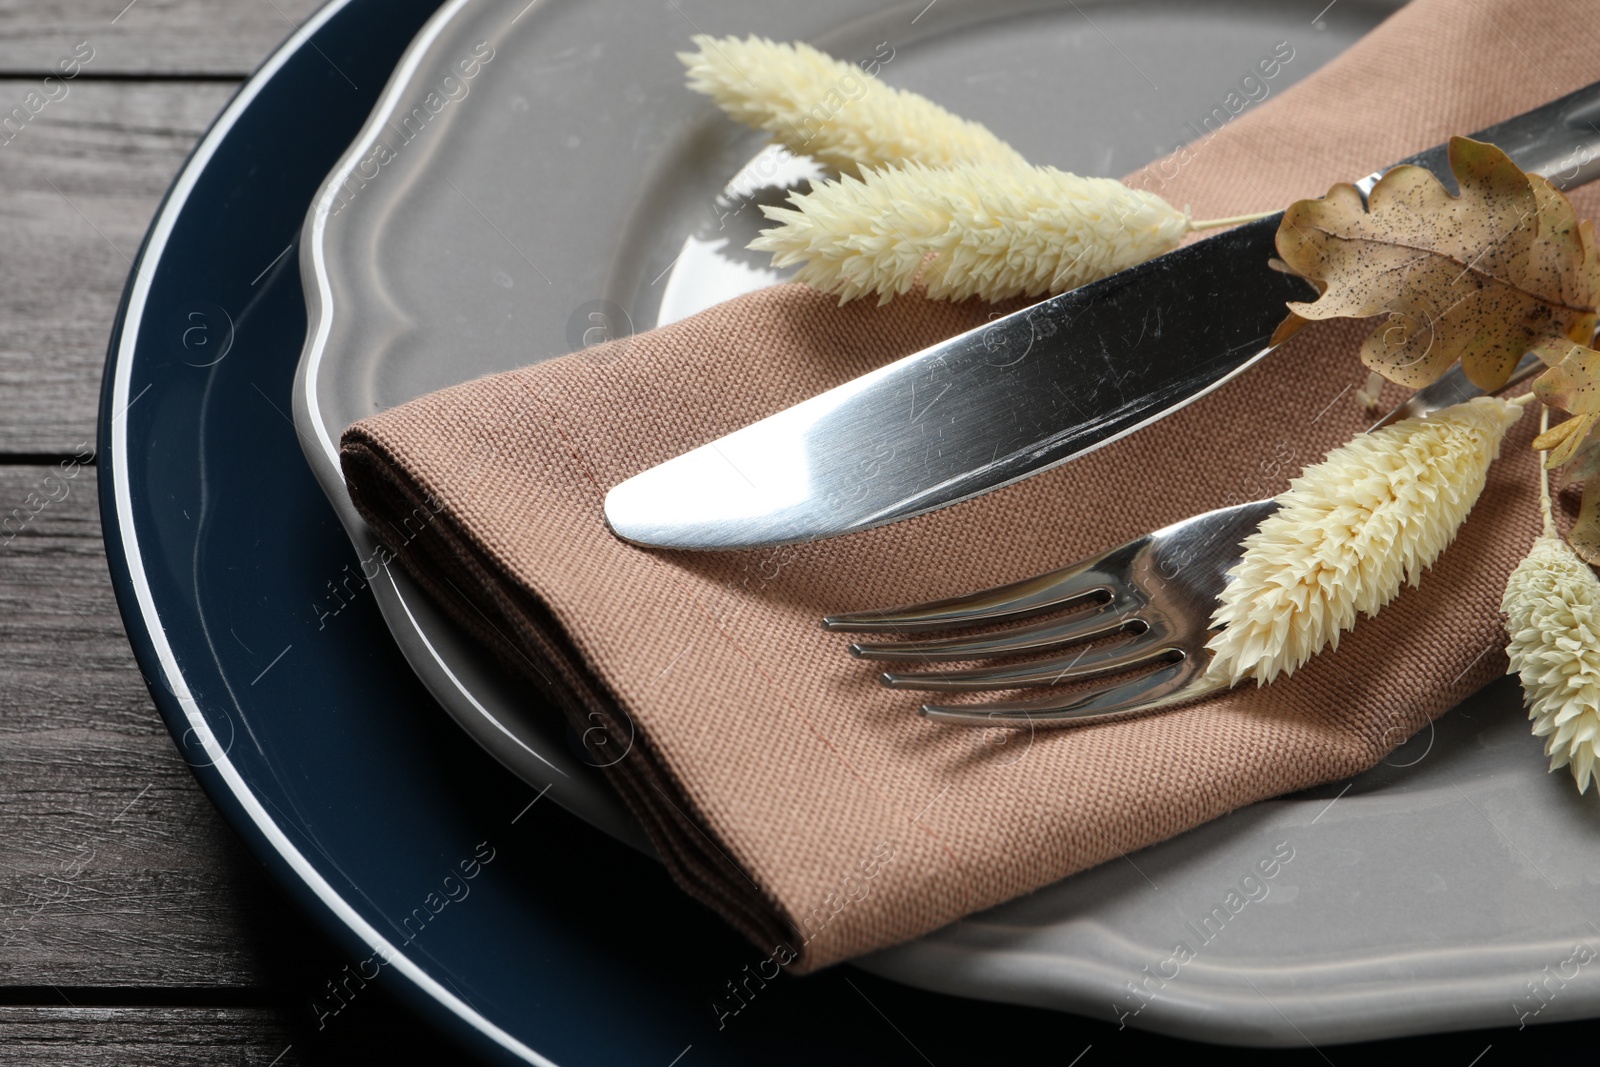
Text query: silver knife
607 81 1600 550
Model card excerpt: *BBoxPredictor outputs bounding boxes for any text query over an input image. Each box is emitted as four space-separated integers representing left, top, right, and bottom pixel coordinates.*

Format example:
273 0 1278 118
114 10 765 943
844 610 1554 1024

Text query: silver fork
822 353 1544 729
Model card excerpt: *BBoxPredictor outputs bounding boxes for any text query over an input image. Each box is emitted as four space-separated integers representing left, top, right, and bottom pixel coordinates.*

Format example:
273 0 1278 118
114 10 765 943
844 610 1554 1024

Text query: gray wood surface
0 0 323 76
0 1007 299 1066
0 79 235 455
0 467 270 987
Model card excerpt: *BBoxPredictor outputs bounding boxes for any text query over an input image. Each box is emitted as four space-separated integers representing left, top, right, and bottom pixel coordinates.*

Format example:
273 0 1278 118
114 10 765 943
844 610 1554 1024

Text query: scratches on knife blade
910 379 952 424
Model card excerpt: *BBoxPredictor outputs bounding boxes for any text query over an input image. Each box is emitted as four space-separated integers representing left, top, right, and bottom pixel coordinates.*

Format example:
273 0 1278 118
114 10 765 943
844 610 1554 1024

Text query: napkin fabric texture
340 0 1597 971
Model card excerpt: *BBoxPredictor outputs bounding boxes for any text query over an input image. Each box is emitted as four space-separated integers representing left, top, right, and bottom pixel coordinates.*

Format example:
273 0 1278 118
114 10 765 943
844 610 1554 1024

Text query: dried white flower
679 35 1025 175
1206 396 1527 687
1502 534 1600 792
683 35 1270 304
750 161 1194 304
1501 409 1600 794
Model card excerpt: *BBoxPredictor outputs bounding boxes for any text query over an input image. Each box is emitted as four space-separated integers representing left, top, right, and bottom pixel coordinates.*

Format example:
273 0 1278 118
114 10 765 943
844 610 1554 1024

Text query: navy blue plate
97 1 1594 1062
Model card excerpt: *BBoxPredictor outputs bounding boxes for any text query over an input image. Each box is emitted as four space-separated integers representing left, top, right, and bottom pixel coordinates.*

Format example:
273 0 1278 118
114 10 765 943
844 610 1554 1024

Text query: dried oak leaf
1272 136 1600 392
1532 339 1600 465
1533 338 1600 562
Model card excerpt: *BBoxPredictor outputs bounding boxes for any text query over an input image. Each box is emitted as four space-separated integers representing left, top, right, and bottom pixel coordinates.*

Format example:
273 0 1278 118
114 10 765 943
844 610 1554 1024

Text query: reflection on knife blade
606 79 1600 550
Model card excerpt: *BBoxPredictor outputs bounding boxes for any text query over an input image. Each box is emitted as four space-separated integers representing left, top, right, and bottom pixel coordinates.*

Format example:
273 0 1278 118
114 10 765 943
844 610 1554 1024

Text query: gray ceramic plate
293 0 1600 1046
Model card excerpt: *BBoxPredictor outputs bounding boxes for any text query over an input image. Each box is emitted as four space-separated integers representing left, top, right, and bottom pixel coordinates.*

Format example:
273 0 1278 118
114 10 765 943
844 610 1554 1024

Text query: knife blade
607 80 1600 550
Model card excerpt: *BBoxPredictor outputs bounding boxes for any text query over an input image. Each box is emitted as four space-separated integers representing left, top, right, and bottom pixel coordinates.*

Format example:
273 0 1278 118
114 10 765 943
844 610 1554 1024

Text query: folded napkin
341 0 1599 971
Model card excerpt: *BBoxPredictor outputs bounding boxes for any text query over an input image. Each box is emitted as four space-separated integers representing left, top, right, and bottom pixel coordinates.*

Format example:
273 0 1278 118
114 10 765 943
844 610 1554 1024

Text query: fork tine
918 653 1222 728
821 540 1142 634
880 630 1177 690
848 595 1140 661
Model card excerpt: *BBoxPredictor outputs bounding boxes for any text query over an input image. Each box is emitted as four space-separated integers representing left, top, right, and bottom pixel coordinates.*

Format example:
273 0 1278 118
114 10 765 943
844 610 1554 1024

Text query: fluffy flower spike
1501 409 1600 793
751 161 1193 305
1206 396 1527 687
679 35 1025 176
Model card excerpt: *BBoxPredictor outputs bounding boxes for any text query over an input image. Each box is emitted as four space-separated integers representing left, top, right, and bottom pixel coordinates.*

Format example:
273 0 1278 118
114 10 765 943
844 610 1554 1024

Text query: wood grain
0 0 324 76
0 79 235 455
0 464 474 1062
0 1006 300 1065
0 995 464 1064
0 466 281 987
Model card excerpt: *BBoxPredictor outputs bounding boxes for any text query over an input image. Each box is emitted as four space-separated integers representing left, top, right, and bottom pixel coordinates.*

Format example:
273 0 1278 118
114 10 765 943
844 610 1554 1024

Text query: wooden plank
0 1006 300 1066
0 473 473 1054
0 995 466 1063
0 79 236 455
0 0 323 77
0 464 283 987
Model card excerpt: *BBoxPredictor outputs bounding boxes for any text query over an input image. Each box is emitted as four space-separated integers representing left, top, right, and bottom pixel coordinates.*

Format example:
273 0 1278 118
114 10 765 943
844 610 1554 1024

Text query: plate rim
97 1 557 1063
290 0 651 851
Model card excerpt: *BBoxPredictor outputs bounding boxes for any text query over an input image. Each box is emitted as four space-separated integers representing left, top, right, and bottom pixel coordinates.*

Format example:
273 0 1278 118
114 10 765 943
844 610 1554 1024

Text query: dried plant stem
1187 210 1279 230
1538 406 1558 536
1501 401 1600 794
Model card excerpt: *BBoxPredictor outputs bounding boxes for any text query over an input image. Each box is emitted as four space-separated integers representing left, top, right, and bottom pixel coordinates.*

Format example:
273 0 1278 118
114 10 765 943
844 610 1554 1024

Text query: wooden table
0 3 464 1060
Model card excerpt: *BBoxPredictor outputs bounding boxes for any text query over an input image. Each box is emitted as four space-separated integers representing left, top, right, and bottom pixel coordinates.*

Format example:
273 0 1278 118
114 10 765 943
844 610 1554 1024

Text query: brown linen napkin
341 0 1600 972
